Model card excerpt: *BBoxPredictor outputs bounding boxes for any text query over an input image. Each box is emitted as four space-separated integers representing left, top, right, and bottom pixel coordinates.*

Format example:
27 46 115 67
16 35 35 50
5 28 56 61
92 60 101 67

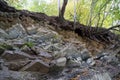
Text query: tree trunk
59 0 68 20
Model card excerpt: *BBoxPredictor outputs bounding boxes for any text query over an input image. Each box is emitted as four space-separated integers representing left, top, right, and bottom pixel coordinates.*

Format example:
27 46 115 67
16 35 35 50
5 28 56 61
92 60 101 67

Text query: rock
116 52 120 61
81 49 91 61
0 38 5 43
90 73 112 80
67 57 82 68
0 43 14 50
5 60 31 71
49 65 64 75
63 45 81 58
13 41 24 48
23 35 37 43
56 57 67 67
45 45 60 52
26 25 38 35
39 51 52 59
20 60 49 73
1 51 33 61
104 65 120 78
0 28 9 39
21 45 35 55
0 47 5 55
30 46 42 55
38 33 59 43
6 24 27 39
0 70 49 80
86 58 95 66
0 59 4 70
0 21 6 29
49 57 66 75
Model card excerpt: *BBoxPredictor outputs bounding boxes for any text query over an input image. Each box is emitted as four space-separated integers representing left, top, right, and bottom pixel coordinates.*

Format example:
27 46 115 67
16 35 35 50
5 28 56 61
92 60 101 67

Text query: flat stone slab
1 51 33 61
39 51 52 58
5 60 31 71
0 70 49 80
20 60 49 73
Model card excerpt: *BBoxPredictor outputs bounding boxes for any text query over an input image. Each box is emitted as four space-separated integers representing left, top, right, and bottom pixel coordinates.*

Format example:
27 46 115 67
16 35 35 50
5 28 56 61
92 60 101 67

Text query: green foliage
5 0 27 9
24 42 34 48
0 43 14 50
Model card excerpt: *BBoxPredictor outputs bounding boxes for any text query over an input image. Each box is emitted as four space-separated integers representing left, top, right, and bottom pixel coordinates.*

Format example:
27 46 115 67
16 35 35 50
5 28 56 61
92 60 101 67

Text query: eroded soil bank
0 11 120 80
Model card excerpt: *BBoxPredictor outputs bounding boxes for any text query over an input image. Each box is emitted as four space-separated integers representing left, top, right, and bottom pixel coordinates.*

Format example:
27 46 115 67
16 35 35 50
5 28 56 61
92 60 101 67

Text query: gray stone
26 25 38 35
1 51 33 61
81 49 91 61
0 70 49 80
45 45 60 52
86 58 95 66
12 40 25 48
0 59 4 70
89 73 111 80
56 57 67 67
64 48 78 56
21 45 35 55
0 28 9 39
0 47 5 55
67 57 82 68
20 60 49 73
39 51 52 59
5 60 31 71
38 33 58 43
6 24 27 39
0 38 5 43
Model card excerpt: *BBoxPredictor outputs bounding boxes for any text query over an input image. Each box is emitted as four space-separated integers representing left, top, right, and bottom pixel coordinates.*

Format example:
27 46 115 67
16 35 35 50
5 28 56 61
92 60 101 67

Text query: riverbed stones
90 73 112 80
5 60 31 71
20 60 49 73
1 51 33 61
0 20 119 80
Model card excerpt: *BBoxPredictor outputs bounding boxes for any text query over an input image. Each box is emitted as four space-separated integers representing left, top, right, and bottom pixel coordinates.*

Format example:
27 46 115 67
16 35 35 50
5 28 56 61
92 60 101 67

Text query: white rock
87 58 95 66
56 57 67 67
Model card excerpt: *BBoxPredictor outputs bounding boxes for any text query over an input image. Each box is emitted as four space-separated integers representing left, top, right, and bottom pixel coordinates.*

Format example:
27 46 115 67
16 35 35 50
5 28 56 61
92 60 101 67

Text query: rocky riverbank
0 12 120 80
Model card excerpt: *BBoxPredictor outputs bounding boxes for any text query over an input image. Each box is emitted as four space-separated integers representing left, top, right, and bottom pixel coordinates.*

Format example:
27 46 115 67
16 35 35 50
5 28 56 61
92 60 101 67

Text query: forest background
6 0 120 33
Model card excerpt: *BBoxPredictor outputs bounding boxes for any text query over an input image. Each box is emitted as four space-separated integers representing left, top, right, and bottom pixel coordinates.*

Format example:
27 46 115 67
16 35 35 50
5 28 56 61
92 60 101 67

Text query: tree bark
59 0 68 20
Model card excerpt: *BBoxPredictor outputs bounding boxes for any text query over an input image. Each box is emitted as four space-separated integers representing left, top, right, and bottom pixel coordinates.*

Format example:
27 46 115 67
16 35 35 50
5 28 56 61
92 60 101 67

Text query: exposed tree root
0 0 120 44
